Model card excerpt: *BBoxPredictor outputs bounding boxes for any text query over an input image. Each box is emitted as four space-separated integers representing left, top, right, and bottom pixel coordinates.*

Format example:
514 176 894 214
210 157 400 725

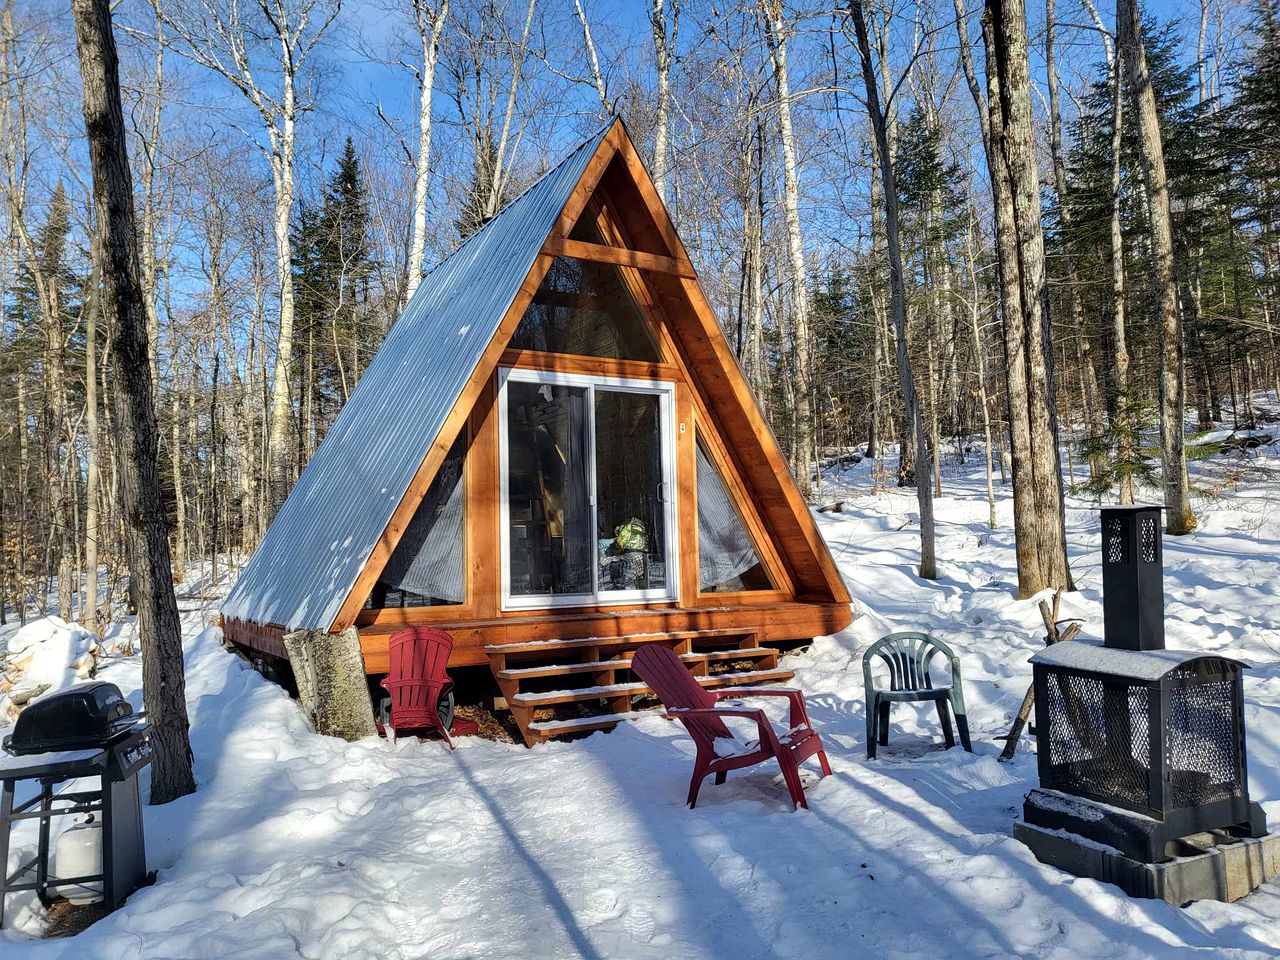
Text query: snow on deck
4 448 1280 957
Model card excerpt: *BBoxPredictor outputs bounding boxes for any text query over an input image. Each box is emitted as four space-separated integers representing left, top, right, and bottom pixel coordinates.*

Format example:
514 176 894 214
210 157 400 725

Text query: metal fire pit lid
1029 638 1251 681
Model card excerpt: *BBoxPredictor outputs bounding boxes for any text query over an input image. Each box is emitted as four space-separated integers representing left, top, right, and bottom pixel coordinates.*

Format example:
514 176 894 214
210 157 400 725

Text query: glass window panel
368 438 465 608
506 381 594 598
568 212 606 244
508 256 662 361
594 390 666 594
696 437 774 592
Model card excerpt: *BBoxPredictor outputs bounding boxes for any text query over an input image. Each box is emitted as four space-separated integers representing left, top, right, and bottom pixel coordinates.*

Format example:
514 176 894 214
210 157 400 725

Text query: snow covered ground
3 443 1280 958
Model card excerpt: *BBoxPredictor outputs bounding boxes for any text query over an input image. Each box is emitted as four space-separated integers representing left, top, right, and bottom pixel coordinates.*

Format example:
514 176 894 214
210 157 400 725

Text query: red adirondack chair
381 626 466 748
631 644 831 809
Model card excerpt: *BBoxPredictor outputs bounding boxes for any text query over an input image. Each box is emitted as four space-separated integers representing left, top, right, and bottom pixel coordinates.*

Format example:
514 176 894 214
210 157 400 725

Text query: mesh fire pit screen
1021 505 1267 869
1034 646 1246 819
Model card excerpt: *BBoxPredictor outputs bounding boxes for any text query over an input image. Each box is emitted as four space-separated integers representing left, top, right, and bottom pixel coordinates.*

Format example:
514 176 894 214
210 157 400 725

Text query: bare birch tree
448 0 537 236
649 0 678 204
155 0 341 514
404 0 449 301
570 0 612 115
761 0 815 498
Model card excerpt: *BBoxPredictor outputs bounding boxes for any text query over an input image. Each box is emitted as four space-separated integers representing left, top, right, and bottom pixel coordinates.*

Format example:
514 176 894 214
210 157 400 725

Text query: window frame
497 366 681 611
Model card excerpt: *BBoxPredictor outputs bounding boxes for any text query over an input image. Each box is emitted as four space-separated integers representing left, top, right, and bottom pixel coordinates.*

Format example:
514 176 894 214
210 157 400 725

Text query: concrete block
1015 820 1280 905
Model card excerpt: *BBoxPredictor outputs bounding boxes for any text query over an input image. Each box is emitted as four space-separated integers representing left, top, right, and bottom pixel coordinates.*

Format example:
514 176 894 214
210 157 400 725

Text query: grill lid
3 682 139 756
1030 639 1251 682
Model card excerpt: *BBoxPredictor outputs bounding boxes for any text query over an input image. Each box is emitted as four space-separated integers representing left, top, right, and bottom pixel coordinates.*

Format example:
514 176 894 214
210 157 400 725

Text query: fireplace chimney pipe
1100 505 1165 651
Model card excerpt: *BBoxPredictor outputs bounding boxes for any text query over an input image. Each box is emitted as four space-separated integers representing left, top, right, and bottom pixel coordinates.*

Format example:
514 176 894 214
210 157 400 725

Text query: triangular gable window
696 437 774 592
508 228 661 361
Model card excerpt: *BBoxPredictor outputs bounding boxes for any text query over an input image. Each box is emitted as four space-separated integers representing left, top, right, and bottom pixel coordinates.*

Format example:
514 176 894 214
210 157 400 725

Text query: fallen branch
999 590 1082 762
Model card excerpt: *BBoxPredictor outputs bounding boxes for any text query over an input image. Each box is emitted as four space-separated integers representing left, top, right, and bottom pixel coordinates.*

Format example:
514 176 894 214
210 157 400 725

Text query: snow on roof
222 121 616 631
1029 637 1250 681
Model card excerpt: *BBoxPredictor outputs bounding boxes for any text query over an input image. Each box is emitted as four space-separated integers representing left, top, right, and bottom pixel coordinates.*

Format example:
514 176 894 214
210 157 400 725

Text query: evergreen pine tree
292 138 373 447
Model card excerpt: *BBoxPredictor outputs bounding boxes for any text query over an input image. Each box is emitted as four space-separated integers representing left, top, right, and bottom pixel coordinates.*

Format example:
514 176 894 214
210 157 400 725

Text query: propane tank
54 815 103 904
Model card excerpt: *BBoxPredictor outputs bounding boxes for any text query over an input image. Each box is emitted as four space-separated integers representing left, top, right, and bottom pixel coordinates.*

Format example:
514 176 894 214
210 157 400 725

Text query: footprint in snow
624 903 657 943
581 887 622 925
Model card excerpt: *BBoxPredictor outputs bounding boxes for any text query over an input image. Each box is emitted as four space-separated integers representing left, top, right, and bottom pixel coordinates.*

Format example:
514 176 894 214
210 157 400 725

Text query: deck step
692 648 779 663
485 627 753 656
526 710 663 737
483 625 786 746
495 647 778 680
510 668 794 707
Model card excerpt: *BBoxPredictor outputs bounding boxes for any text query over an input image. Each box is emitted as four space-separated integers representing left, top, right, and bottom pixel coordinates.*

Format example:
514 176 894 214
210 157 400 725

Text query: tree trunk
851 0 937 579
650 0 677 204
29 204 75 621
85 247 102 634
404 0 449 301
138 6 165 395
1117 0 1195 533
867 142 888 462
1108 55 1134 503
572 0 613 115
72 0 195 804
265 111 298 516
17 370 28 626
978 11 1040 594
965 207 998 529
170 380 187 578
282 628 376 741
740 118 767 399
763 2 815 498
983 0 1073 594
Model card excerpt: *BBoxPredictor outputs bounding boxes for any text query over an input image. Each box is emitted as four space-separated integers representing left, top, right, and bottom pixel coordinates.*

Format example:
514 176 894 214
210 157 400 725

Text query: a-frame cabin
223 119 852 744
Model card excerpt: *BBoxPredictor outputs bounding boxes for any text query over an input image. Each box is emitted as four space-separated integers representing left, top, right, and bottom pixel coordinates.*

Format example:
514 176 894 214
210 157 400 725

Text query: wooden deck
353 600 849 673
223 600 849 675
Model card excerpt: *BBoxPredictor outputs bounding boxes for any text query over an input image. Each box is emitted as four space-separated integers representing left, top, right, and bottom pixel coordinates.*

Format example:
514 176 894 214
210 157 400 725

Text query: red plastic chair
381 626 460 748
631 644 831 809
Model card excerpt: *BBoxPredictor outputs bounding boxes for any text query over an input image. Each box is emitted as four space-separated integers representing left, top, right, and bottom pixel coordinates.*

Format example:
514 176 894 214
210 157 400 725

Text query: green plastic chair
863 632 973 759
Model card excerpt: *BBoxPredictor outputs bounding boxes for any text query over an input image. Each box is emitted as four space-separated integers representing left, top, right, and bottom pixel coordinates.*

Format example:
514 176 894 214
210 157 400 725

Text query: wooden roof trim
541 236 695 278
499 348 678 382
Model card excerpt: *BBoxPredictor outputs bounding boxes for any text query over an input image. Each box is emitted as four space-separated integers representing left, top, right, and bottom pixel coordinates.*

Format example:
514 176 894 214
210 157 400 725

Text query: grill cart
0 682 152 927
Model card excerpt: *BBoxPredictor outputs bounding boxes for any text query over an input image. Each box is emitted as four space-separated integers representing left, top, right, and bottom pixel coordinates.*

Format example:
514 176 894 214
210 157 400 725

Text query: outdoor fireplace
1015 506 1274 903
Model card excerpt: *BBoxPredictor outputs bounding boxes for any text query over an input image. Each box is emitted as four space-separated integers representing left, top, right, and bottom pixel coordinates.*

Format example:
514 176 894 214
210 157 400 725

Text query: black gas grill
4 682 140 755
0 682 151 926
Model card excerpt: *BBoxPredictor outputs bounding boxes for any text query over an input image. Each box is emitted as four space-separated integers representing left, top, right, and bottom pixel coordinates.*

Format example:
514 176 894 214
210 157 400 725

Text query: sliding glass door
499 369 678 609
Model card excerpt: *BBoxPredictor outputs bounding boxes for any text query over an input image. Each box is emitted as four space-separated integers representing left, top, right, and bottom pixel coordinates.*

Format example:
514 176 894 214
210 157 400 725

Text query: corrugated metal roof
222 121 614 631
